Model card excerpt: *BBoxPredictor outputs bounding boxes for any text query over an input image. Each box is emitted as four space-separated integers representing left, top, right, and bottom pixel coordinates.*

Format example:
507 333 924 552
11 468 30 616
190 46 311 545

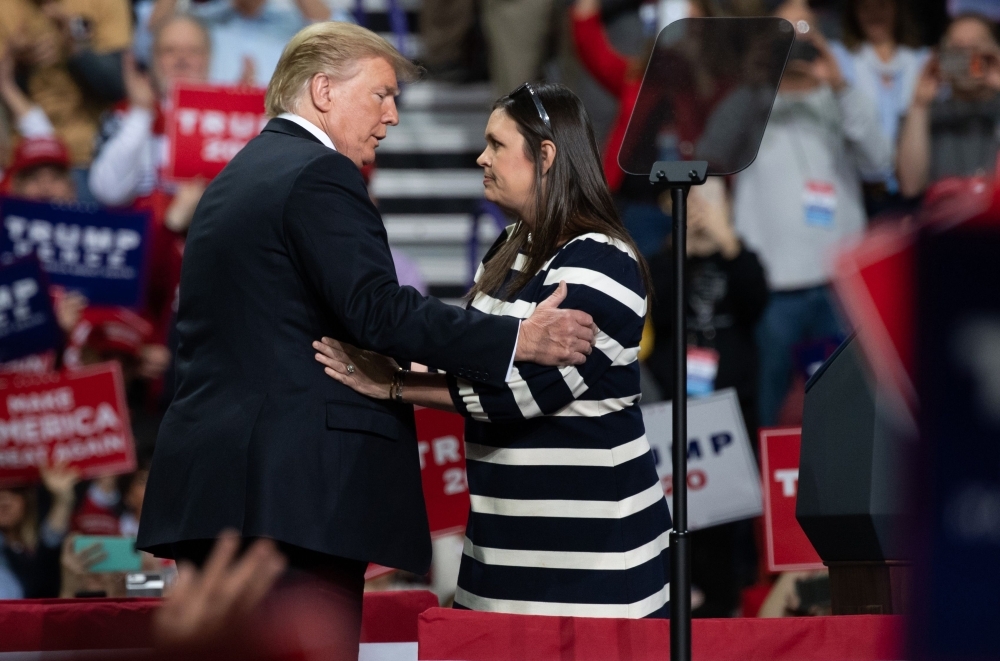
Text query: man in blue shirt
147 0 330 86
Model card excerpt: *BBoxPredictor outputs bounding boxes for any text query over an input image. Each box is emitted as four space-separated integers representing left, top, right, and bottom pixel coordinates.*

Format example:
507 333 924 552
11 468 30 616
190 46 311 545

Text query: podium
798 335 911 614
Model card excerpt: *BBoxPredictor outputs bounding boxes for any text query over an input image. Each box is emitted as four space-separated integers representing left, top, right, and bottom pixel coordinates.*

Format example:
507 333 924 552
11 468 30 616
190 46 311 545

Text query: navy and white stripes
447 232 672 618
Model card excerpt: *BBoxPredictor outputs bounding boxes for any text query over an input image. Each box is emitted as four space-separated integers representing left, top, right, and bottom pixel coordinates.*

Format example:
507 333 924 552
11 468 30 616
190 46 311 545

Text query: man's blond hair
265 22 420 117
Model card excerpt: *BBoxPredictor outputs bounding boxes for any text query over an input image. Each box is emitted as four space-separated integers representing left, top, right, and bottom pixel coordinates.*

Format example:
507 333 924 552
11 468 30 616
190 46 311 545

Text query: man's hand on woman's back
515 281 597 366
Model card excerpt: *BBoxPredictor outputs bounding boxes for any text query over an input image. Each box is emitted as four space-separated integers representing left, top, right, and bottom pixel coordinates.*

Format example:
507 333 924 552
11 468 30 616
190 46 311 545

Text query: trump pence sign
0 363 136 486
167 83 268 180
0 198 150 308
0 257 60 363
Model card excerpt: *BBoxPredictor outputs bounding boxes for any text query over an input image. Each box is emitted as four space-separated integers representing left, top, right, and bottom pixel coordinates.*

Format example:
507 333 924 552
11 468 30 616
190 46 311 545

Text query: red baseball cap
66 307 154 363
8 136 71 177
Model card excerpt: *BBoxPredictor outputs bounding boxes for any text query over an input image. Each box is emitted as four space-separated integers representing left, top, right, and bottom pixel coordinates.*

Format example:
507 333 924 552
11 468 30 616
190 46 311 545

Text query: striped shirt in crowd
446 230 673 618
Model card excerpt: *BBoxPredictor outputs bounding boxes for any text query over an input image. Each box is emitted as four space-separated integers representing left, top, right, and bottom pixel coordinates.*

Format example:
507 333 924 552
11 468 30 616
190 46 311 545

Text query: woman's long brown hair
469 83 652 302
841 0 921 51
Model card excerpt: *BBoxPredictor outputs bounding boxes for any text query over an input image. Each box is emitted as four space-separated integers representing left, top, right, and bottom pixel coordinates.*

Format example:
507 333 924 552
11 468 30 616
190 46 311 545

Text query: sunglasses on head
512 82 551 129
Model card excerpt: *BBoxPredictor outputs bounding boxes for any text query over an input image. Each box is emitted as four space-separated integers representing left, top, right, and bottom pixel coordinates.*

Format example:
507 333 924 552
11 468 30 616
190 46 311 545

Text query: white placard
641 388 763 530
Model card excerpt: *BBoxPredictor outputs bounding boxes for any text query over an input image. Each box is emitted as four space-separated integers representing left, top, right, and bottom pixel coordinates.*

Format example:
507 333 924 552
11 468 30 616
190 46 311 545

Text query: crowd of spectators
0 0 998 620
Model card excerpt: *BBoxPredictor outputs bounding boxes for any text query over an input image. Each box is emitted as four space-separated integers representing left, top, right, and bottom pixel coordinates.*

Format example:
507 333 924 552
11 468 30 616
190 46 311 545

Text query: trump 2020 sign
0 198 150 308
642 388 763 529
167 84 268 181
759 427 824 572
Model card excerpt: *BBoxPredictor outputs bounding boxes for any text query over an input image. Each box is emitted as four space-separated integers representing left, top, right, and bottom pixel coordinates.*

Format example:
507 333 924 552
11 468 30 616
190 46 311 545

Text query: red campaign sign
833 228 915 413
0 362 136 487
416 407 470 537
759 427 823 573
831 166 1000 420
365 407 469 581
167 84 268 181
0 351 56 375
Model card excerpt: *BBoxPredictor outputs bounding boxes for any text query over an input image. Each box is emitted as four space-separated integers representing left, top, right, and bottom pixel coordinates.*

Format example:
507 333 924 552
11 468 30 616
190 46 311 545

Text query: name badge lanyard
786 117 838 230
685 265 724 397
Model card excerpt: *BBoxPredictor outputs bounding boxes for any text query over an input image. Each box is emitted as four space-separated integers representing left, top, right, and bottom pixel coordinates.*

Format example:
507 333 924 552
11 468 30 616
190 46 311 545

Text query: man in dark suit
137 21 594 658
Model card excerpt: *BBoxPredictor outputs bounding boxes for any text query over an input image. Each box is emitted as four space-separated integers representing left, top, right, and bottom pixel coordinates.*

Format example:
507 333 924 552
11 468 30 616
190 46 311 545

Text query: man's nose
385 98 399 126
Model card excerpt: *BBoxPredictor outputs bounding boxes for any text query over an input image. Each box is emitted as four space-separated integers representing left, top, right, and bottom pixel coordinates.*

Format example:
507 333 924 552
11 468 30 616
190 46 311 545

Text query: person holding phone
716 1 889 428
829 0 929 214
646 180 769 618
897 13 1000 198
0 465 79 598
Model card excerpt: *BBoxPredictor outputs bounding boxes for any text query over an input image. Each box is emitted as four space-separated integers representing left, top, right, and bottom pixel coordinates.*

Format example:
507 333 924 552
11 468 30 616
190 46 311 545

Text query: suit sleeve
447 240 646 422
282 152 518 388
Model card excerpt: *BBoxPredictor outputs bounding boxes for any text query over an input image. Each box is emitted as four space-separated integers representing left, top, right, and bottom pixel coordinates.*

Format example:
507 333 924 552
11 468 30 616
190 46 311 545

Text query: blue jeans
756 285 845 427
620 201 672 258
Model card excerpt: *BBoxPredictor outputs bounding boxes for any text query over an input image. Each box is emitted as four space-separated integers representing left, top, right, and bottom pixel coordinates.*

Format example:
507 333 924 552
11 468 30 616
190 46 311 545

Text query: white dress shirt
277 112 337 151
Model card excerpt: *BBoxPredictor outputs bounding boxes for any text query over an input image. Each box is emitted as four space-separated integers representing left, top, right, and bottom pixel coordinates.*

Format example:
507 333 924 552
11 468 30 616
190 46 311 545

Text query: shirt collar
277 112 337 151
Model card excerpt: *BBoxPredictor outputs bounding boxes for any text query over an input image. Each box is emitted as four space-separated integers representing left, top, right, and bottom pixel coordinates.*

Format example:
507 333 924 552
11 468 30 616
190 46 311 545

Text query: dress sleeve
448 237 646 422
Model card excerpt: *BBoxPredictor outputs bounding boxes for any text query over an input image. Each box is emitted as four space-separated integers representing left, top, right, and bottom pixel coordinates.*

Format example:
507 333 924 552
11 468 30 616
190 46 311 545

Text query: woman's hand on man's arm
313 338 457 412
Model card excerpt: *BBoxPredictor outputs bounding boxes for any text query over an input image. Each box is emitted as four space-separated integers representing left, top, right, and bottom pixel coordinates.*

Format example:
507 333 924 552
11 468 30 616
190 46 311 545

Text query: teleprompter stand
652 160 707 661
617 17 794 661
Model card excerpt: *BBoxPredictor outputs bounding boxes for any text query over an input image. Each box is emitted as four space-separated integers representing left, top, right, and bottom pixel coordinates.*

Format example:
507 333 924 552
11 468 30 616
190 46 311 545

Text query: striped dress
446 230 673 618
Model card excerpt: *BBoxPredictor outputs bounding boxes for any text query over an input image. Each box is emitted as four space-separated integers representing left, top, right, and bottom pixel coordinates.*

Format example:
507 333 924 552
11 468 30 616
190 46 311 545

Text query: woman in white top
830 0 929 210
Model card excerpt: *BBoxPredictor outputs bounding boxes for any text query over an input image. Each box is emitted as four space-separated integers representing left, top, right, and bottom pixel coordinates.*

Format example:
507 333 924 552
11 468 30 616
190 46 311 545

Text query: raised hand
313 337 400 399
52 288 87 335
154 531 286 650
805 29 846 92
515 281 596 366
39 461 79 505
59 535 109 598
238 56 256 88
165 180 207 232
688 181 739 259
913 55 941 108
123 51 156 110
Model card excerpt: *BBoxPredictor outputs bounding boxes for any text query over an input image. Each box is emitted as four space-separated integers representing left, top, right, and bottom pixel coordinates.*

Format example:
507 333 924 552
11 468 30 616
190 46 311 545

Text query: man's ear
310 73 334 113
540 140 557 176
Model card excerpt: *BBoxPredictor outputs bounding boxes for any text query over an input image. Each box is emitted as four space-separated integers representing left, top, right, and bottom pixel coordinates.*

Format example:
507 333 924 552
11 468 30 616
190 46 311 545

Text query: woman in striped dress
313 83 672 618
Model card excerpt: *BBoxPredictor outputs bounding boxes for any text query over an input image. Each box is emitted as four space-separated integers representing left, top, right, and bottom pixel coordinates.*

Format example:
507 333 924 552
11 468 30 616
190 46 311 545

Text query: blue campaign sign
0 256 61 363
0 197 150 308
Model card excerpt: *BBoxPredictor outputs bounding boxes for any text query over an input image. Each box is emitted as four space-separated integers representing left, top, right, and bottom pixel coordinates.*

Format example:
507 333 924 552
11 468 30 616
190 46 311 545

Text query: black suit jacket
137 119 518 573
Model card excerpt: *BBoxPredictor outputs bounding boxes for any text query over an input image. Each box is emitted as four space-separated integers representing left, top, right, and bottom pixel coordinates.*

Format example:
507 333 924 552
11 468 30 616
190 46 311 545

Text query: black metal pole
669 184 691 661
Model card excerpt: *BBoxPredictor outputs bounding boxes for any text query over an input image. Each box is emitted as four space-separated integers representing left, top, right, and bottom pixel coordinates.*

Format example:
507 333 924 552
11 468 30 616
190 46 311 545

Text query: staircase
328 0 504 302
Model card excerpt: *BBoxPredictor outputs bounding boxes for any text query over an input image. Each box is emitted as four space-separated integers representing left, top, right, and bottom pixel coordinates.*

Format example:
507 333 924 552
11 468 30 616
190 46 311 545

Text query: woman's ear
540 140 557 176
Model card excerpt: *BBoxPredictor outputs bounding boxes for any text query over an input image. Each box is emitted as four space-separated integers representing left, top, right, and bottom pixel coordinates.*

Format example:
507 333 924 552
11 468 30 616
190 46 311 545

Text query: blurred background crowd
1 0 997 620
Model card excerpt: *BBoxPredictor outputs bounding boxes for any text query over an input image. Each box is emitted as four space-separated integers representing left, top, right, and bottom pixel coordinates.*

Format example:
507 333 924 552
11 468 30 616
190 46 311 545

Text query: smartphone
74 536 143 573
794 575 831 614
940 48 986 81
788 40 821 63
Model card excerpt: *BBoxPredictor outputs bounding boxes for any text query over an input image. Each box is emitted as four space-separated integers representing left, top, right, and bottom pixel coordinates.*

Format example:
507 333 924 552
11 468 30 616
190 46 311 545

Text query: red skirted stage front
0 590 437 657
417 608 906 661
0 594 905 660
